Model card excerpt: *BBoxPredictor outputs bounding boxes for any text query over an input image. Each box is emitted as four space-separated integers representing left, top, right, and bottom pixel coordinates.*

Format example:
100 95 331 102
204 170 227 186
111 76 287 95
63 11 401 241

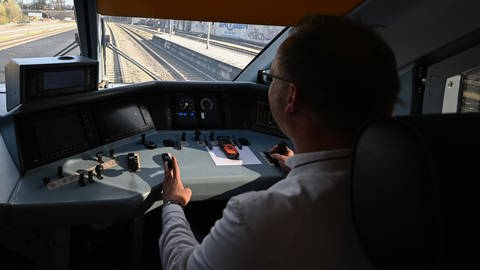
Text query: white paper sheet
207 146 262 166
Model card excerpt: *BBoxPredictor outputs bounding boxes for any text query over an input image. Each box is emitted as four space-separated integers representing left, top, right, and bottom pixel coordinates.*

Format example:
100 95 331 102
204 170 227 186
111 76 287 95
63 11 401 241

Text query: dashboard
0 81 287 226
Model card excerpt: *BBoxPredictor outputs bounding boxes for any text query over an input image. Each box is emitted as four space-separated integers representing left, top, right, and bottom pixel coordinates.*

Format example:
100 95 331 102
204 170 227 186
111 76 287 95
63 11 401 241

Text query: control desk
0 81 288 226
10 129 286 225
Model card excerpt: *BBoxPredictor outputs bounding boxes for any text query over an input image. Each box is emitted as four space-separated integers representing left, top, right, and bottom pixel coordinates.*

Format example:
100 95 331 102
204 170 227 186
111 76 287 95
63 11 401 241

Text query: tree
5 0 23 22
0 4 7 24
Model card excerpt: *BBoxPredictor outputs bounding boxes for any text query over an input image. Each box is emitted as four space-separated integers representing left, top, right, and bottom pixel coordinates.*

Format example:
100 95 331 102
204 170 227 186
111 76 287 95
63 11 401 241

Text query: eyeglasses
260 69 290 84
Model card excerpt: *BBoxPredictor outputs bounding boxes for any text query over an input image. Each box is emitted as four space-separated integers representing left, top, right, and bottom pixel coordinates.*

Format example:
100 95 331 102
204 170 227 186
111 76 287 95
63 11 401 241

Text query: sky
20 0 75 5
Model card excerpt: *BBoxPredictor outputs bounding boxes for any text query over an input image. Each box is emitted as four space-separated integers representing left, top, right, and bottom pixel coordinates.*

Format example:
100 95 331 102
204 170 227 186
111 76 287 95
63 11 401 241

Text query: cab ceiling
97 0 365 26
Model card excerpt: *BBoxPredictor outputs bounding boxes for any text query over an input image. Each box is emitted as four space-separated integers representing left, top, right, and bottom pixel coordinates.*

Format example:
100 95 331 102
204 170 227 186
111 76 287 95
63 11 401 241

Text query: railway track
130 25 260 57
113 23 215 81
104 22 124 83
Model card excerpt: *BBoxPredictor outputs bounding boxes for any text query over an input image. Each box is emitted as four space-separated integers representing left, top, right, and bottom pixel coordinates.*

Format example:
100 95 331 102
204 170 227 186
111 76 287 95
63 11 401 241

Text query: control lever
181 132 186 141
232 135 242 150
175 135 182 150
194 130 201 141
209 131 215 141
145 141 157 149
204 134 212 150
88 170 94 183
140 134 157 149
109 149 115 159
276 141 289 155
161 153 173 171
96 151 104 163
266 141 289 167
95 164 104 179
79 173 86 187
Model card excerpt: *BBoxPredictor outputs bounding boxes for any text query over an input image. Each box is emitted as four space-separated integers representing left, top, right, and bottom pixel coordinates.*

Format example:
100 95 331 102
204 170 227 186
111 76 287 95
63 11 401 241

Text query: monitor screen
99 103 153 141
42 70 86 90
34 112 88 156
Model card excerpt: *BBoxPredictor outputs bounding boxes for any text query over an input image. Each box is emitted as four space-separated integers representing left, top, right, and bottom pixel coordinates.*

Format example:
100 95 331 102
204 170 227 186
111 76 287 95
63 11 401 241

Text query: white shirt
159 149 373 270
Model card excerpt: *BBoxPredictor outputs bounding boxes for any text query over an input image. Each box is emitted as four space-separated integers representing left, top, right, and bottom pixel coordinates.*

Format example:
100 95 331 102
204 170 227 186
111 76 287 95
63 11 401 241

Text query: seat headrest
351 113 480 270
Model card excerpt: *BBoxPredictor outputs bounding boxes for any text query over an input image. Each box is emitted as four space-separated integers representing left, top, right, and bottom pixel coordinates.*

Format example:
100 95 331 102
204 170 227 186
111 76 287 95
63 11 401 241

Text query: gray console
9 129 286 225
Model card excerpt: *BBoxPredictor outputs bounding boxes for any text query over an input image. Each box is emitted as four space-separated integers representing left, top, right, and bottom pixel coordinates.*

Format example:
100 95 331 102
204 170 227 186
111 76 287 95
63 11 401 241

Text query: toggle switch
145 141 157 149
88 170 94 183
194 130 201 141
79 173 86 187
95 164 104 179
96 151 104 163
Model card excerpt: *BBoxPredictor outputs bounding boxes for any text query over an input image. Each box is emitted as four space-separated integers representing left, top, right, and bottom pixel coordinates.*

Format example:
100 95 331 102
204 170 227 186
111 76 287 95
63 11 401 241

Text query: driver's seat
351 113 480 269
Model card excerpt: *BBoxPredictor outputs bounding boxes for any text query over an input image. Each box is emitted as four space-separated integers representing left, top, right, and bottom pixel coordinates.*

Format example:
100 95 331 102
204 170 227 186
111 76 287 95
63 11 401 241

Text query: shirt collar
285 148 351 169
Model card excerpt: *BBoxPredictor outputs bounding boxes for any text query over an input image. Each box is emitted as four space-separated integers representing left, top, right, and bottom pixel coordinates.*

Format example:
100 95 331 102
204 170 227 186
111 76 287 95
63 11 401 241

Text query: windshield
100 16 285 84
0 0 79 84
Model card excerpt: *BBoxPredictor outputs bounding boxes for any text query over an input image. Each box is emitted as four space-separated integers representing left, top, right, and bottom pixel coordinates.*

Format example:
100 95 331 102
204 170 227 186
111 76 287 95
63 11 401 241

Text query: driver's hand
269 144 294 173
162 156 192 206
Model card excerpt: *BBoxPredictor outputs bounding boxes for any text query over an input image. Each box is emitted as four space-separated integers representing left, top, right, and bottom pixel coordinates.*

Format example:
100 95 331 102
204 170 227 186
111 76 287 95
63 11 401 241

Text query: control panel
0 81 282 225
9 129 288 224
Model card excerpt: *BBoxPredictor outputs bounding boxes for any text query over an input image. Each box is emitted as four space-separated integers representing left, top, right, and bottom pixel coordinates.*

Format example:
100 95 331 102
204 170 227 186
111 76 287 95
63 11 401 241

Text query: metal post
206 22 211 49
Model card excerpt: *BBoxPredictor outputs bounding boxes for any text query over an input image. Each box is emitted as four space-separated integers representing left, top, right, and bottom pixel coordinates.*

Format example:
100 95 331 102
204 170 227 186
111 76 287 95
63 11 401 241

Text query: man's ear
284 83 298 114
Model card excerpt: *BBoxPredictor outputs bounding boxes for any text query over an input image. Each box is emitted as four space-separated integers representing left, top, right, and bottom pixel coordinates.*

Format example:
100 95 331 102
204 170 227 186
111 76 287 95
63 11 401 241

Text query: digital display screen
100 103 149 140
34 113 87 156
42 70 85 90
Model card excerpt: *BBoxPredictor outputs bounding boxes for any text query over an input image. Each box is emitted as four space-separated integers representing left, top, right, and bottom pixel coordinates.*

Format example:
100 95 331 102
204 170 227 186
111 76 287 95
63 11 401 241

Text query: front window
0 0 79 84
99 16 284 84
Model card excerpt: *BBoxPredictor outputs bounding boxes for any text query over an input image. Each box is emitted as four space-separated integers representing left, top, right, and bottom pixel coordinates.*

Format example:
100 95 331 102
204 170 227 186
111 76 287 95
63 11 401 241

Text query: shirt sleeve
159 204 199 270
159 197 257 270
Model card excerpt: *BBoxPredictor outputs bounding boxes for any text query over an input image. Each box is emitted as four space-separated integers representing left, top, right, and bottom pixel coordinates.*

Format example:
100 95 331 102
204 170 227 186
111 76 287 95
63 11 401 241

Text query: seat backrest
351 113 480 270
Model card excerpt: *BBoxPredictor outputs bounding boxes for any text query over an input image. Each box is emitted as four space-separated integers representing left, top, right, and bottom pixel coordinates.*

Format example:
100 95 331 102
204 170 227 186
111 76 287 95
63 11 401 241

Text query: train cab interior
1 0 480 269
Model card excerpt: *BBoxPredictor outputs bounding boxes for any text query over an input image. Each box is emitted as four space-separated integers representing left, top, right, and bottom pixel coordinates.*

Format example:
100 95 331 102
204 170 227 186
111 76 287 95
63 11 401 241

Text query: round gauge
179 97 194 111
200 97 214 111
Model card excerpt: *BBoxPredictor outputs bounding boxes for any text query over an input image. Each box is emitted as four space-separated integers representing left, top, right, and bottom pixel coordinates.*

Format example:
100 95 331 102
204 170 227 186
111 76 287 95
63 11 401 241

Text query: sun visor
97 0 365 26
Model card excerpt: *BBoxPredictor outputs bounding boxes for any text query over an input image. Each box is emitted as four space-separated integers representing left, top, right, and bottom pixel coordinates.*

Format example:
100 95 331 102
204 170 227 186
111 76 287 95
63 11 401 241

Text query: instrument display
96 102 154 142
175 95 197 127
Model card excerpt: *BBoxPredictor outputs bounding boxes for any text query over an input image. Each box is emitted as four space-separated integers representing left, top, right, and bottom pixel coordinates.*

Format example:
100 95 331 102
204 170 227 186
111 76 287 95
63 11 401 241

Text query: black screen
42 70 85 90
100 103 150 140
34 113 88 156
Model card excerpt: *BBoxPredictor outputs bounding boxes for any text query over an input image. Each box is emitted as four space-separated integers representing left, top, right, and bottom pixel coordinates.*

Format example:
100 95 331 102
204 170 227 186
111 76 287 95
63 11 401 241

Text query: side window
0 1 79 84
